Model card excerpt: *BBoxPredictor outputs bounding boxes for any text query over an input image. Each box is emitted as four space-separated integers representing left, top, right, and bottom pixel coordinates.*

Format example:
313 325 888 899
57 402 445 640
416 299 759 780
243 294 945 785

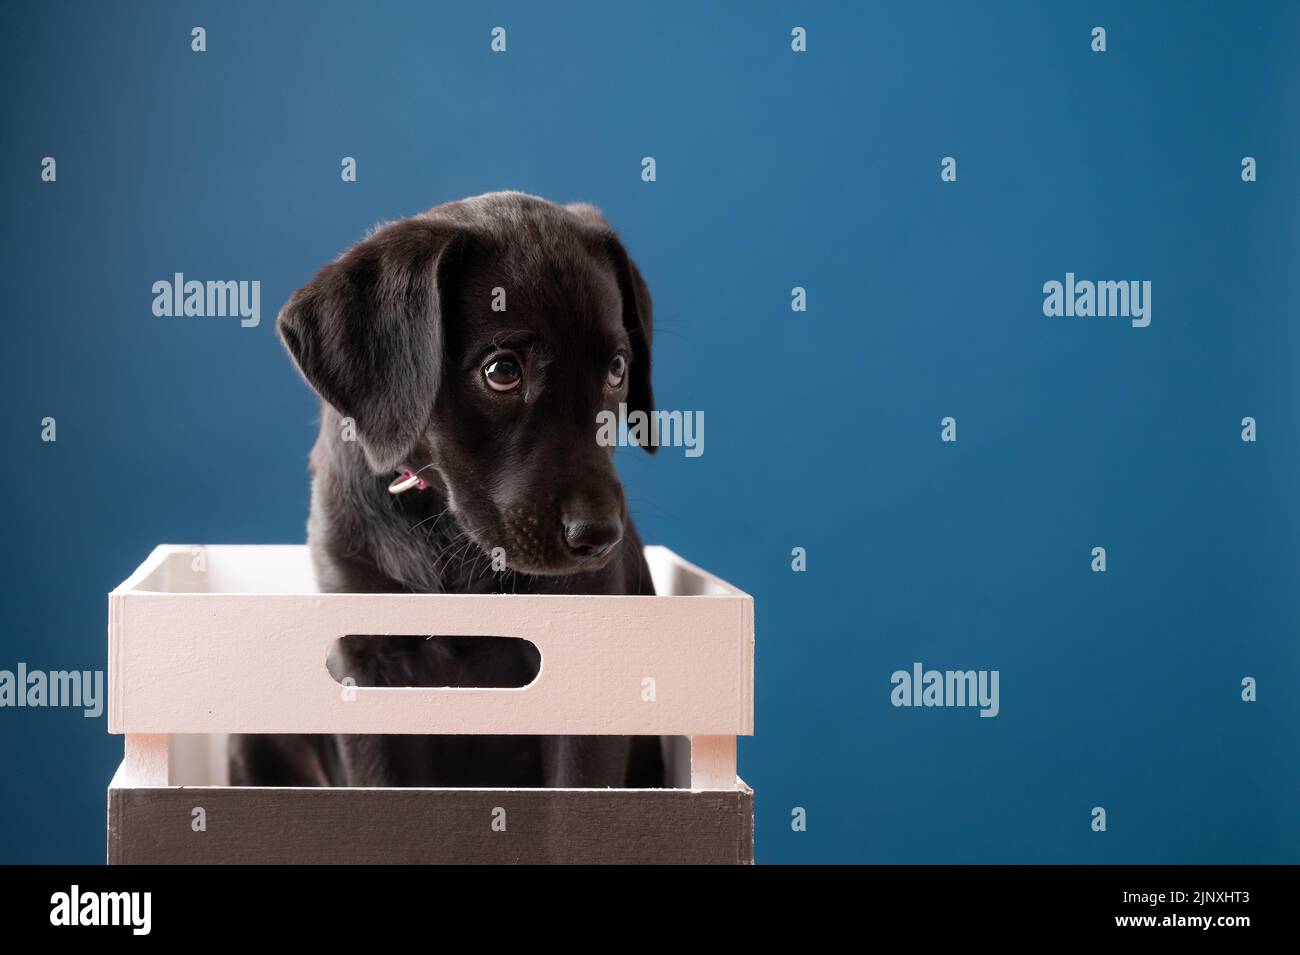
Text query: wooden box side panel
108 786 754 865
110 589 753 737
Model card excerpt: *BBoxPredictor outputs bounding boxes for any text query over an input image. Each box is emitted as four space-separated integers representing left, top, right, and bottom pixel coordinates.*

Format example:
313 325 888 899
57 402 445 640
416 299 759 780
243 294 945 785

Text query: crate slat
108 783 754 865
108 545 754 737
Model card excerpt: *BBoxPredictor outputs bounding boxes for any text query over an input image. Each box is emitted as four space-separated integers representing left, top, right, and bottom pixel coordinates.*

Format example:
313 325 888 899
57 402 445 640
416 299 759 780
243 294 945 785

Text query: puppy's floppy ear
567 203 657 454
277 217 461 472
616 250 655 454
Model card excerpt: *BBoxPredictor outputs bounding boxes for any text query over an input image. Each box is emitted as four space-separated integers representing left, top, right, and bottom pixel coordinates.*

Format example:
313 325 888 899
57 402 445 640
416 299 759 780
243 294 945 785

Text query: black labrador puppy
230 192 663 789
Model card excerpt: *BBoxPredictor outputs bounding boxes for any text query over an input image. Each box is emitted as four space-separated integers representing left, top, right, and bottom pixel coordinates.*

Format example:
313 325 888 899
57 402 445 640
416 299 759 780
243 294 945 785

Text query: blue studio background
3 1 1298 864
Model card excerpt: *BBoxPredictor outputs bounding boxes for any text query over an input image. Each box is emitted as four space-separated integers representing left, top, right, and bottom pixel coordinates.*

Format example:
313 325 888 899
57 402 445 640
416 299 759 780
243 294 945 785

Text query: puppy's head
278 192 655 575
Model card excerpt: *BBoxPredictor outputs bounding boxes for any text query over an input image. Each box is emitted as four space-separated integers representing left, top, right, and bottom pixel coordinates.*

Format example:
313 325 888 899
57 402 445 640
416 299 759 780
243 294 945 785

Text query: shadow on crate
182 733 692 789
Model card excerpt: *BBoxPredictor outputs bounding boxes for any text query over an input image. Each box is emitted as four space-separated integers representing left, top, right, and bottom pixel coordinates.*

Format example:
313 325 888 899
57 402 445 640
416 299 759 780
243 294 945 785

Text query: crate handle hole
326 635 541 689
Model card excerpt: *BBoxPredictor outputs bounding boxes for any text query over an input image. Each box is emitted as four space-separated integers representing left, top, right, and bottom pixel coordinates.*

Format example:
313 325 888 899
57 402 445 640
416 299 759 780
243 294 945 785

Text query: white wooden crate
107 545 755 864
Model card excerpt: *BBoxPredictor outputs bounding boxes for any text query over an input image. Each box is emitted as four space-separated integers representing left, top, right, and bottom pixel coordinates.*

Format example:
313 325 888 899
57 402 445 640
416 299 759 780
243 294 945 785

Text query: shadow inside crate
170 734 692 789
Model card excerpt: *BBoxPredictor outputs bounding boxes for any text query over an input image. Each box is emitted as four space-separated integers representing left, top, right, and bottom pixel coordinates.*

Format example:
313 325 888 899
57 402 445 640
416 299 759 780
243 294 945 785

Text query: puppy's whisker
407 508 450 534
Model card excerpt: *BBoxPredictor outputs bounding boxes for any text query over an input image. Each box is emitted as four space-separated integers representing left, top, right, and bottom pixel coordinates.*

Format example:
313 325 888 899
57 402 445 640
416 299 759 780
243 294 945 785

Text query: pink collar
387 468 430 495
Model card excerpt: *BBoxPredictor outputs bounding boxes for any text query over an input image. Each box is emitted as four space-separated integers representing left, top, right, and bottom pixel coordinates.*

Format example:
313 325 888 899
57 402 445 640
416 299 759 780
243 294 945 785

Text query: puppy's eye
484 355 523 392
606 354 627 389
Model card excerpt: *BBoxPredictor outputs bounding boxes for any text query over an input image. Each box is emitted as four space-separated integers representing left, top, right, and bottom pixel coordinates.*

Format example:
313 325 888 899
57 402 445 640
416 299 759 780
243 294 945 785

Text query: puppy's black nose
562 516 623 559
